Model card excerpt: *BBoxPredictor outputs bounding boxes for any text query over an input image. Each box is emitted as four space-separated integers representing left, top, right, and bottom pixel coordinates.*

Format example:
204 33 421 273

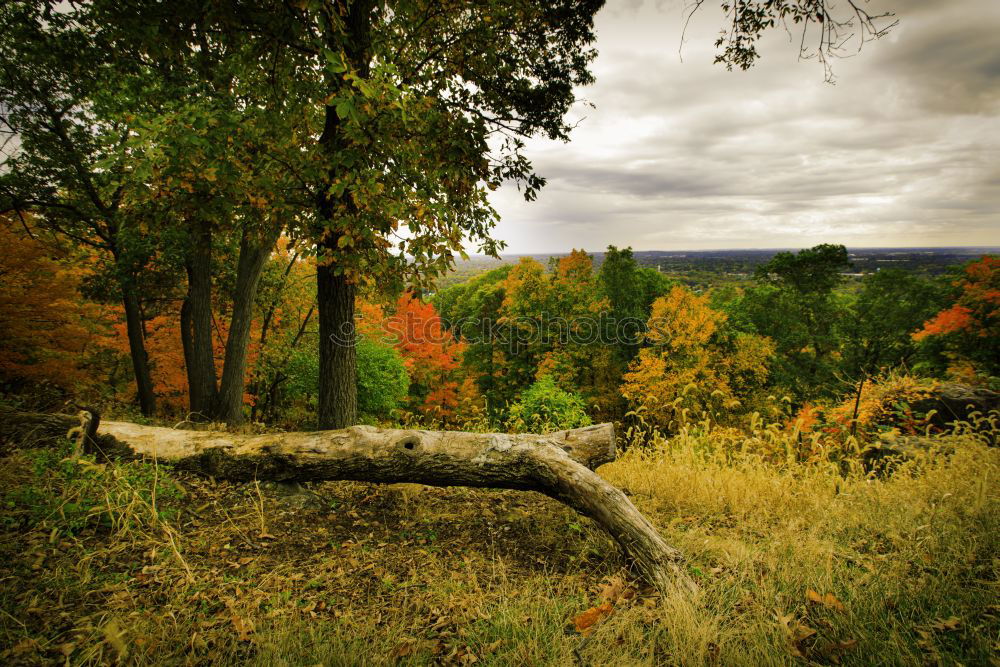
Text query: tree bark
316 258 357 429
314 0 374 430
215 227 279 425
0 408 694 594
121 283 156 417
184 218 219 417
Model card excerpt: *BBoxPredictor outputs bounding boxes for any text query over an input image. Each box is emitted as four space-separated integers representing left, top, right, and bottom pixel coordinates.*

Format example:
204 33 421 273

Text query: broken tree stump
0 408 696 594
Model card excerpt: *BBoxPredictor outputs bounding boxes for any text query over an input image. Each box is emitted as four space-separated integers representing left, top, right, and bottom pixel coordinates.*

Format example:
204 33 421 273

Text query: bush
508 376 591 433
356 337 410 420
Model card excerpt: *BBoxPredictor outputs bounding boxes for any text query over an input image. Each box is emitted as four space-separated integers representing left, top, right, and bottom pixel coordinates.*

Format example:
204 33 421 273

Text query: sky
487 0 1000 253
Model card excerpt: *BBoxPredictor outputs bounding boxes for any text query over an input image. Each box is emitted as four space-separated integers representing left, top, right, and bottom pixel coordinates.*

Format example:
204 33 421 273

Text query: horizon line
466 244 1000 257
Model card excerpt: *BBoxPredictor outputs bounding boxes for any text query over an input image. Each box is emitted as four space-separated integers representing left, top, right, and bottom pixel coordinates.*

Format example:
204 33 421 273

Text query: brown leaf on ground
823 593 846 612
230 615 254 642
390 639 417 658
776 610 817 658
598 576 627 603
574 601 614 636
806 588 846 611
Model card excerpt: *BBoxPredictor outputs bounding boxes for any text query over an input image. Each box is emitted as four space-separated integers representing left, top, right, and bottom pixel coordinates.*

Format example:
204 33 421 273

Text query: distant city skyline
487 0 1000 254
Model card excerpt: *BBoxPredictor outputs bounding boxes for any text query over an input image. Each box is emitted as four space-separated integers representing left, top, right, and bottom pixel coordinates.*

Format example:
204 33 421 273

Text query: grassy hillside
1 426 996 665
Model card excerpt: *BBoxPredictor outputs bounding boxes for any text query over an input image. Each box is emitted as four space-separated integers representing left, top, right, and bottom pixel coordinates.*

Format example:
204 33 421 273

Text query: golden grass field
1 423 997 665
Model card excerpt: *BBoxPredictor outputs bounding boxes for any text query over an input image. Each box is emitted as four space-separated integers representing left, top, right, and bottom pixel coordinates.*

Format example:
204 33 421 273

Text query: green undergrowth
0 430 997 665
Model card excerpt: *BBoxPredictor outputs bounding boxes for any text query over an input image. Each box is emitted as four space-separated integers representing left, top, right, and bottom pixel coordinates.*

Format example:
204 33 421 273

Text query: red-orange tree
385 293 468 422
914 256 1000 377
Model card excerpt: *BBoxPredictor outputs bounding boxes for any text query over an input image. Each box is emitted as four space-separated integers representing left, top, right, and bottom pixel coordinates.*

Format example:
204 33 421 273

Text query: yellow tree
621 286 773 432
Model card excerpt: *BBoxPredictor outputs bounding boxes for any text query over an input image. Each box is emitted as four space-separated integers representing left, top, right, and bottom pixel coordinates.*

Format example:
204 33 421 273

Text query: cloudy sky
488 0 1000 253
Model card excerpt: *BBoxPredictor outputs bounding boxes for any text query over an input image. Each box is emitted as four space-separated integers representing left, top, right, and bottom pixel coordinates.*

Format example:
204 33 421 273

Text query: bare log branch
0 409 697 594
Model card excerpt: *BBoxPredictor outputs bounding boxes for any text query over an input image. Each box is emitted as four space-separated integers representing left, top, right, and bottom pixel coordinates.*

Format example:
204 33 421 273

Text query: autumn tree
0 214 111 396
0 0 306 422
621 286 774 432
89 0 317 424
385 293 467 422
0 2 160 413
914 256 1000 378
539 250 621 417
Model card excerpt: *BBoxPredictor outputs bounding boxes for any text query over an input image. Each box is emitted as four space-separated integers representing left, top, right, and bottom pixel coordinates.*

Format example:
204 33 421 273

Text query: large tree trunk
314 0 374 430
215 227 278 425
121 283 156 417
0 409 695 595
316 258 357 429
184 217 219 417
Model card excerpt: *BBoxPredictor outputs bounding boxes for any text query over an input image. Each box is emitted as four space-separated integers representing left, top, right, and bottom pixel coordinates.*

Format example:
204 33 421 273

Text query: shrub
508 376 591 433
356 337 410 420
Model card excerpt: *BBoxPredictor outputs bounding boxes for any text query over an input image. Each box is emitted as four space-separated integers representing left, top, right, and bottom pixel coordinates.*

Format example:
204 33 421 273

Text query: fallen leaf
482 639 502 654
806 589 846 612
573 602 614 636
390 639 416 658
231 615 254 642
11 638 37 656
598 576 626 604
823 593 846 612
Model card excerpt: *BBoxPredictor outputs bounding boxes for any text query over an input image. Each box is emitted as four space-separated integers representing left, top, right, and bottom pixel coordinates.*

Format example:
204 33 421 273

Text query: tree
740 244 851 399
434 266 512 417
508 375 592 433
914 256 1000 378
540 250 620 417
0 214 111 393
0 0 305 423
598 246 647 362
839 269 946 431
384 293 466 421
355 337 410 420
0 1 159 413
295 0 606 428
621 286 773 432
92 0 314 424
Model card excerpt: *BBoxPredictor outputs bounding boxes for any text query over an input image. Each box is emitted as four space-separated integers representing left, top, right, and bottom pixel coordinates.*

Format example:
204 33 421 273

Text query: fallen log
0 408 696 594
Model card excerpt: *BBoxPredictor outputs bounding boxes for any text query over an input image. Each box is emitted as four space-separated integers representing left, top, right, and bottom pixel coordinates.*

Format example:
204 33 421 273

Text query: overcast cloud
488 0 1000 253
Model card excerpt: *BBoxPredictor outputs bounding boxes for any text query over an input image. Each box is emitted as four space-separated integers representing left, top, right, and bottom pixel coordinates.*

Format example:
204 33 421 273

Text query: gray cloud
489 0 1000 252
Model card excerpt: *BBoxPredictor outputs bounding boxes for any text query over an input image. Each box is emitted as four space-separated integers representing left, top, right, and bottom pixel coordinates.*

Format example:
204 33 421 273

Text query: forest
1 0 998 665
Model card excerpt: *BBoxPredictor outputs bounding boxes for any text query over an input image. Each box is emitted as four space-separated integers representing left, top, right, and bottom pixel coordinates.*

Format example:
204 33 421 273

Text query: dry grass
0 427 997 666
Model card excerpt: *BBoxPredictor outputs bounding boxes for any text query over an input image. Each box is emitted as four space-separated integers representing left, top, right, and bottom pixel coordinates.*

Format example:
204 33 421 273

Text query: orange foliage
913 305 973 339
915 257 998 341
384 293 469 421
105 301 259 413
0 217 112 390
807 374 939 437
